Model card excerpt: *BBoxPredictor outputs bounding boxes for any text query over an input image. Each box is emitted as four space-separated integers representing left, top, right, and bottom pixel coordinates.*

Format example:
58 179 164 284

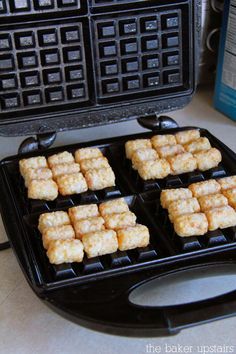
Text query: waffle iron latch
18 132 57 155
138 115 179 131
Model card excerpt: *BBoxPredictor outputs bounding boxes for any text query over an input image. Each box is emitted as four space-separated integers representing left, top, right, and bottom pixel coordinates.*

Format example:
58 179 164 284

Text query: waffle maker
1 0 236 337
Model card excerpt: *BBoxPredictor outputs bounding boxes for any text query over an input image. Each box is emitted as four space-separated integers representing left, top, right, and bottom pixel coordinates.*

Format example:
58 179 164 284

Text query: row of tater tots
38 198 150 264
19 147 116 201
160 176 236 237
125 129 222 180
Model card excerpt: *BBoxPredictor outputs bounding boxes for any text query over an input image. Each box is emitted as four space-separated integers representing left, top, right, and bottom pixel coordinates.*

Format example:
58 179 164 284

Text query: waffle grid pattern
93 10 182 101
0 22 89 111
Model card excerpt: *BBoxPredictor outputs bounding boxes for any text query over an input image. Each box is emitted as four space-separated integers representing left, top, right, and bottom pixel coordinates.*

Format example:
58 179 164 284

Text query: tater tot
205 206 236 231
175 129 200 145
74 217 105 239
173 213 208 237
156 144 185 158
38 211 70 233
189 179 221 198
99 198 129 216
198 193 228 212
151 134 176 149
168 198 200 222
42 225 75 249
103 211 136 230
57 173 88 195
19 156 48 178
48 151 74 167
167 152 197 175
222 188 236 209
117 224 150 251
194 148 222 172
125 139 152 159
47 239 84 264
160 188 193 209
85 167 115 190
217 176 236 190
75 148 103 163
28 179 58 200
24 167 52 187
51 163 80 179
131 148 158 170
137 159 171 180
82 230 118 258
184 137 211 153
68 204 99 223
80 157 110 173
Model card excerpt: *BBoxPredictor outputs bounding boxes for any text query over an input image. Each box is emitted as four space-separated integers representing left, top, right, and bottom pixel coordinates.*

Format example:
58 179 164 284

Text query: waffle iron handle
45 262 236 336
137 115 179 131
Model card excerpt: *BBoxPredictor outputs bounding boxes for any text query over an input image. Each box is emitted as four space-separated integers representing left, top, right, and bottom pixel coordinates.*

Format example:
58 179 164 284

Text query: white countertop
1 87 236 354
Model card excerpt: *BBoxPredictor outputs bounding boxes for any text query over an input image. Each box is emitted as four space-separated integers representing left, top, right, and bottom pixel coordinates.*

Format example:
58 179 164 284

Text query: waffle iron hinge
137 115 179 131
18 132 57 155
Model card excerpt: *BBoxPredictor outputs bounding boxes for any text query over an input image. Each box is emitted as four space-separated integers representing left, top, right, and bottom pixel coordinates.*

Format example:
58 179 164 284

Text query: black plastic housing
0 0 200 135
1 125 236 336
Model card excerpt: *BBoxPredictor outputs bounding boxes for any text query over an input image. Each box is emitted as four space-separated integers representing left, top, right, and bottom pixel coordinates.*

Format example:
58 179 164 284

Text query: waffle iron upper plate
0 0 200 135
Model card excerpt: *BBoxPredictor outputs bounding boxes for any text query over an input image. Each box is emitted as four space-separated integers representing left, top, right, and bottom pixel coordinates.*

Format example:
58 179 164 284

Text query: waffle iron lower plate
1 124 236 336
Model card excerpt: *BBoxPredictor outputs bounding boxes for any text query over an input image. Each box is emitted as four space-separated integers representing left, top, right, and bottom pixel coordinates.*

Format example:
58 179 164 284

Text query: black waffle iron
1 0 236 337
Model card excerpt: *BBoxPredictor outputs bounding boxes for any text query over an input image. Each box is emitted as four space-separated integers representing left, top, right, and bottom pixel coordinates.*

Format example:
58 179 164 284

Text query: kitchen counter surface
1 87 236 354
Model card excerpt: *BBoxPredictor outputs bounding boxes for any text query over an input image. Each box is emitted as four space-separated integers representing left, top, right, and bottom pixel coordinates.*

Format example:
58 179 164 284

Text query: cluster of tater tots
125 129 222 180
19 147 116 200
160 175 236 237
38 198 150 264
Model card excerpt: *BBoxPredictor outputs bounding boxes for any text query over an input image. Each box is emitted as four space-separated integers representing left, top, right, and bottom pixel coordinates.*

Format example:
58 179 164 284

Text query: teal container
214 0 236 122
